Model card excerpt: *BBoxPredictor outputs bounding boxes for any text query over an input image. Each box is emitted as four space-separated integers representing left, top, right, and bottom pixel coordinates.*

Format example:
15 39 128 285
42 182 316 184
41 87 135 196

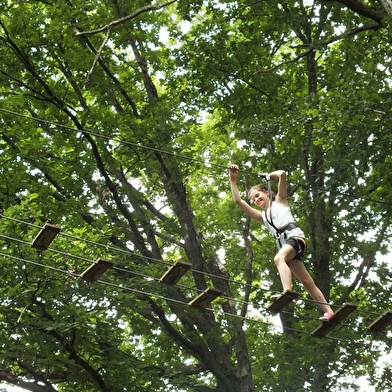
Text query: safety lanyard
263 176 281 237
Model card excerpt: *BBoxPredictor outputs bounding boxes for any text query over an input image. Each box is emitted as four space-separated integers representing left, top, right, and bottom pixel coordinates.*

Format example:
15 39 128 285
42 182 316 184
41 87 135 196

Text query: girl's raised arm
269 170 288 205
229 165 263 222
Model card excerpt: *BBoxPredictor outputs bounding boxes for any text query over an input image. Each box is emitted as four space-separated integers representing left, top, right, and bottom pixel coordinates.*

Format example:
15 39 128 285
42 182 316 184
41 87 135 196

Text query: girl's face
249 190 269 209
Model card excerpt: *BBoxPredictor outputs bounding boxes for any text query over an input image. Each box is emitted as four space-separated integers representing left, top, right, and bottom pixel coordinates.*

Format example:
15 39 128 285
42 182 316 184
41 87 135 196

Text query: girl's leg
273 245 298 292
288 258 334 315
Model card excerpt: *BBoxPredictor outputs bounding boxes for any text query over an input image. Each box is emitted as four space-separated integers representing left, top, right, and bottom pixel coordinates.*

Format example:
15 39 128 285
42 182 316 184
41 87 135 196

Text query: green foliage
0 0 391 391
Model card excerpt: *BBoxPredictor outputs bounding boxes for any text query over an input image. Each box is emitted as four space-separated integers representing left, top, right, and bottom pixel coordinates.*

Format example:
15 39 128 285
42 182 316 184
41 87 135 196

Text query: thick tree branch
321 0 386 23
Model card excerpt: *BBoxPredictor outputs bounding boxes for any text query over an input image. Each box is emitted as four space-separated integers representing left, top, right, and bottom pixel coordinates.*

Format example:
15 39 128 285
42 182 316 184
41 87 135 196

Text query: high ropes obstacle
0 107 391 338
0 215 391 340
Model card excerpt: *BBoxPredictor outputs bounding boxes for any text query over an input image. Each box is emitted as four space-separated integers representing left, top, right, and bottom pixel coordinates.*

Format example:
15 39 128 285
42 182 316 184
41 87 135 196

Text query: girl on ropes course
228 164 334 321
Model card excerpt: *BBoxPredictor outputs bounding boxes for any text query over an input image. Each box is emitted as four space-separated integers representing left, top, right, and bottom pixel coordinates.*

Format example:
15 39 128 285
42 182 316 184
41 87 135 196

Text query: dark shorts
286 237 306 260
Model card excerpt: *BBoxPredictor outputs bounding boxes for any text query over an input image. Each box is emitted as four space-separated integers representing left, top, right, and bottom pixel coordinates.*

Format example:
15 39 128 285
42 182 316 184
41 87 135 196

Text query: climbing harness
260 173 298 247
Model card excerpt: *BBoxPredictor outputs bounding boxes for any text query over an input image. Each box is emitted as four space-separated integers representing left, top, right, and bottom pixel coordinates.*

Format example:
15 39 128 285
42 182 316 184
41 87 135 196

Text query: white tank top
262 201 305 246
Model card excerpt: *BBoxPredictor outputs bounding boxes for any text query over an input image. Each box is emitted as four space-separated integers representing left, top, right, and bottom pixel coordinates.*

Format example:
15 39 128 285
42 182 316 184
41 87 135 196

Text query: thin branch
74 1 177 37
83 27 111 89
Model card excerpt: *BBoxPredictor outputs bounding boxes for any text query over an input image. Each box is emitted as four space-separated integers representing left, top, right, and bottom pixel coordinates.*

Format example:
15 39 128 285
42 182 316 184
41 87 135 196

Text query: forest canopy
0 1 391 391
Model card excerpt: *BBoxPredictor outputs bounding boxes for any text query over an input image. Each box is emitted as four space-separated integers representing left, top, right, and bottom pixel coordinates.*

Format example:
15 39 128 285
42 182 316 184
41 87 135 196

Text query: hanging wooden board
267 290 300 312
311 303 357 337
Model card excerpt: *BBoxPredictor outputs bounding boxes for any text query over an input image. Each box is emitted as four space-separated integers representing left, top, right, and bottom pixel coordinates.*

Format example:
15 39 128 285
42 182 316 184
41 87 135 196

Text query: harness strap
264 177 299 242
275 222 298 236
264 178 279 232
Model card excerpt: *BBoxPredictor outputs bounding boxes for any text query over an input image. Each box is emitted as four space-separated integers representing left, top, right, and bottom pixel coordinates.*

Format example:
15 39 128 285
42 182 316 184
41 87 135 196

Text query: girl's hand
228 164 239 173
228 164 239 180
269 170 285 182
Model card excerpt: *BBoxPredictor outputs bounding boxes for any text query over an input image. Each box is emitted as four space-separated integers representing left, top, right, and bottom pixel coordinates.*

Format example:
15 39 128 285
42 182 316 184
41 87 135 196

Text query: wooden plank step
159 261 191 284
81 258 114 281
311 302 357 337
30 223 61 250
188 287 221 308
367 310 392 333
267 290 300 313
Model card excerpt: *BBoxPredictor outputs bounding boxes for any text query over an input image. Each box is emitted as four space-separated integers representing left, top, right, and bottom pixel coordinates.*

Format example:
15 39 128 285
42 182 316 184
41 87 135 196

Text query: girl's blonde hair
248 184 276 201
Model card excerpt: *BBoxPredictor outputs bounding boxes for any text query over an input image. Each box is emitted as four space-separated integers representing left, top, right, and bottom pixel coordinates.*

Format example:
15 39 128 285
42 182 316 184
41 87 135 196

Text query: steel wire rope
2 107 392 208
0 228 338 325
0 214 356 325
0 214 274 296
0 230 311 323
0 249 373 343
0 223 389 343
0 232 94 264
0 250 315 339
1 213 389 326
0 231 166 288
0 219 330 315
0 107 231 175
0 225 265 311
0 230 388 342
0 228 270 318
